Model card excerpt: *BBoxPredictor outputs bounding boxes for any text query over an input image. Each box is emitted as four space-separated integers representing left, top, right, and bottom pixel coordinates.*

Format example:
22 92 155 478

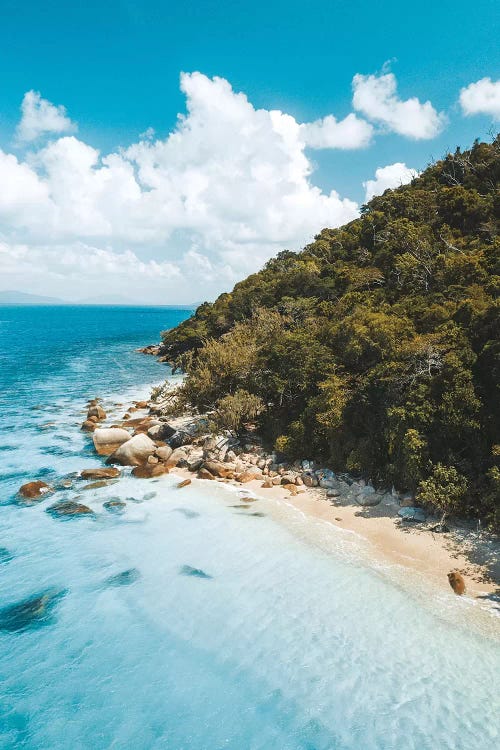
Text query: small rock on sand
177 479 192 488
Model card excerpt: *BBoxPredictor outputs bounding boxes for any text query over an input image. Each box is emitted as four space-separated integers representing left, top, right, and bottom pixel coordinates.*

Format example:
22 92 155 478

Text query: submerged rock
103 499 126 513
80 467 121 480
18 480 52 502
46 501 95 519
172 507 200 518
179 565 213 579
0 547 13 563
83 480 116 490
0 588 66 632
105 568 141 587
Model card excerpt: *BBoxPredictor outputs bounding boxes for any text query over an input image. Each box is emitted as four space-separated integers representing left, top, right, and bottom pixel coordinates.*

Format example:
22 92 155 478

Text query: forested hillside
160 137 500 527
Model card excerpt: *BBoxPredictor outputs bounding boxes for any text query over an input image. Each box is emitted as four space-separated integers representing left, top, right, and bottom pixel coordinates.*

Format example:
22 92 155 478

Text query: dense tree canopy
161 137 500 528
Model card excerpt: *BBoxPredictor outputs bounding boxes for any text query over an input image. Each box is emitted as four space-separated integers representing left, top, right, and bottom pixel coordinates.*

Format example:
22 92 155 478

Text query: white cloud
301 113 373 149
0 73 360 303
363 162 418 202
16 90 76 143
352 72 446 139
459 77 500 120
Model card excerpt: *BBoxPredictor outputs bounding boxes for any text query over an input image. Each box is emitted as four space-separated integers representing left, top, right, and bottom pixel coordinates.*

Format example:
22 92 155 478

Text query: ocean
0 304 498 750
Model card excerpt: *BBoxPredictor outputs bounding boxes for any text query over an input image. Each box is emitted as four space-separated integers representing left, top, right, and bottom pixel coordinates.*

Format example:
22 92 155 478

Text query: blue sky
0 0 498 302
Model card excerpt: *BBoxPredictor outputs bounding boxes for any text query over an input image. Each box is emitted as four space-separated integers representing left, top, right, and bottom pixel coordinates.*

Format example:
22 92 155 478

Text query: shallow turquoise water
0 305 499 750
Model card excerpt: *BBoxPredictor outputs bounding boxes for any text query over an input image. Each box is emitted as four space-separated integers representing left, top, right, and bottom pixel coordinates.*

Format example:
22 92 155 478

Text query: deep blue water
0 305 499 750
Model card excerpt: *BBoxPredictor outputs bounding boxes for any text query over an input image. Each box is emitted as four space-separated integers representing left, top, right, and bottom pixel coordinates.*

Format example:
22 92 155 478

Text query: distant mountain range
0 290 68 305
0 290 199 308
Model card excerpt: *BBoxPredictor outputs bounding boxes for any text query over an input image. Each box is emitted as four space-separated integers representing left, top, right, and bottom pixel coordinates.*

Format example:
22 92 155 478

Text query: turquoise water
0 305 499 750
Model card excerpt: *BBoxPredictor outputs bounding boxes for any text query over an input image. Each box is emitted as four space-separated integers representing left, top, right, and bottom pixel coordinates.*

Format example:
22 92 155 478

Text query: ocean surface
0 304 499 750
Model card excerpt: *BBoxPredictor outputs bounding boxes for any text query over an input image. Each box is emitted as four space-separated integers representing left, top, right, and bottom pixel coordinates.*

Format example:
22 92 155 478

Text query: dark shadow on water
0 547 13 564
179 565 213 580
172 508 200 519
0 588 67 633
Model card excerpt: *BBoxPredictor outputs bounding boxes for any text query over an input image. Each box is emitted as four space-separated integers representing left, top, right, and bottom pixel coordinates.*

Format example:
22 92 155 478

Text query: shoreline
76 386 500 611
170 465 499 604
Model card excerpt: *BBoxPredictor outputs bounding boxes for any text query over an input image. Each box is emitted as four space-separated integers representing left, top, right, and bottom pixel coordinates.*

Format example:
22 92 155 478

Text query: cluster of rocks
17 396 418 517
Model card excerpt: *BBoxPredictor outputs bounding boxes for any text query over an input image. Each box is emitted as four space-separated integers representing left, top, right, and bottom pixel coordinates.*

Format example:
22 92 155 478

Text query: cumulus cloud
363 162 418 202
301 113 373 149
0 73 361 303
15 90 77 143
459 77 500 120
352 72 446 139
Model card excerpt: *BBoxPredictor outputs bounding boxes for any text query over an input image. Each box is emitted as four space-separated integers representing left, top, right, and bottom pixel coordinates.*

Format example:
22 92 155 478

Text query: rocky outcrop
93 428 131 456
107 433 156 466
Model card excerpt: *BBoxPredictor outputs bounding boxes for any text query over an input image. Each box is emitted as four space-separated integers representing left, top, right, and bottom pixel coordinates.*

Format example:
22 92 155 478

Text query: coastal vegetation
160 137 500 529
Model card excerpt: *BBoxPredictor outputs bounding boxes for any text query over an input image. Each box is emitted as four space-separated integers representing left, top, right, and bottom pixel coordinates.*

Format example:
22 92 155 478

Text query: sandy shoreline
170 465 499 603
89 392 500 609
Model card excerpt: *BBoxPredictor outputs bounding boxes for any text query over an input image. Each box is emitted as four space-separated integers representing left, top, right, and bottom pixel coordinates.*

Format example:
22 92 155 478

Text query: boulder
168 430 193 449
155 445 173 462
236 471 262 483
398 506 426 522
197 468 215 480
81 420 97 432
80 467 121 480
326 488 341 498
186 455 204 472
271 476 282 485
134 401 149 409
18 480 51 502
132 464 169 478
107 433 157 466
355 493 382 507
308 474 324 488
87 405 106 420
47 501 95 518
203 460 234 479
447 571 466 595
282 483 298 495
261 480 273 489
164 446 190 468
177 479 192 488
93 428 131 456
148 422 177 441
